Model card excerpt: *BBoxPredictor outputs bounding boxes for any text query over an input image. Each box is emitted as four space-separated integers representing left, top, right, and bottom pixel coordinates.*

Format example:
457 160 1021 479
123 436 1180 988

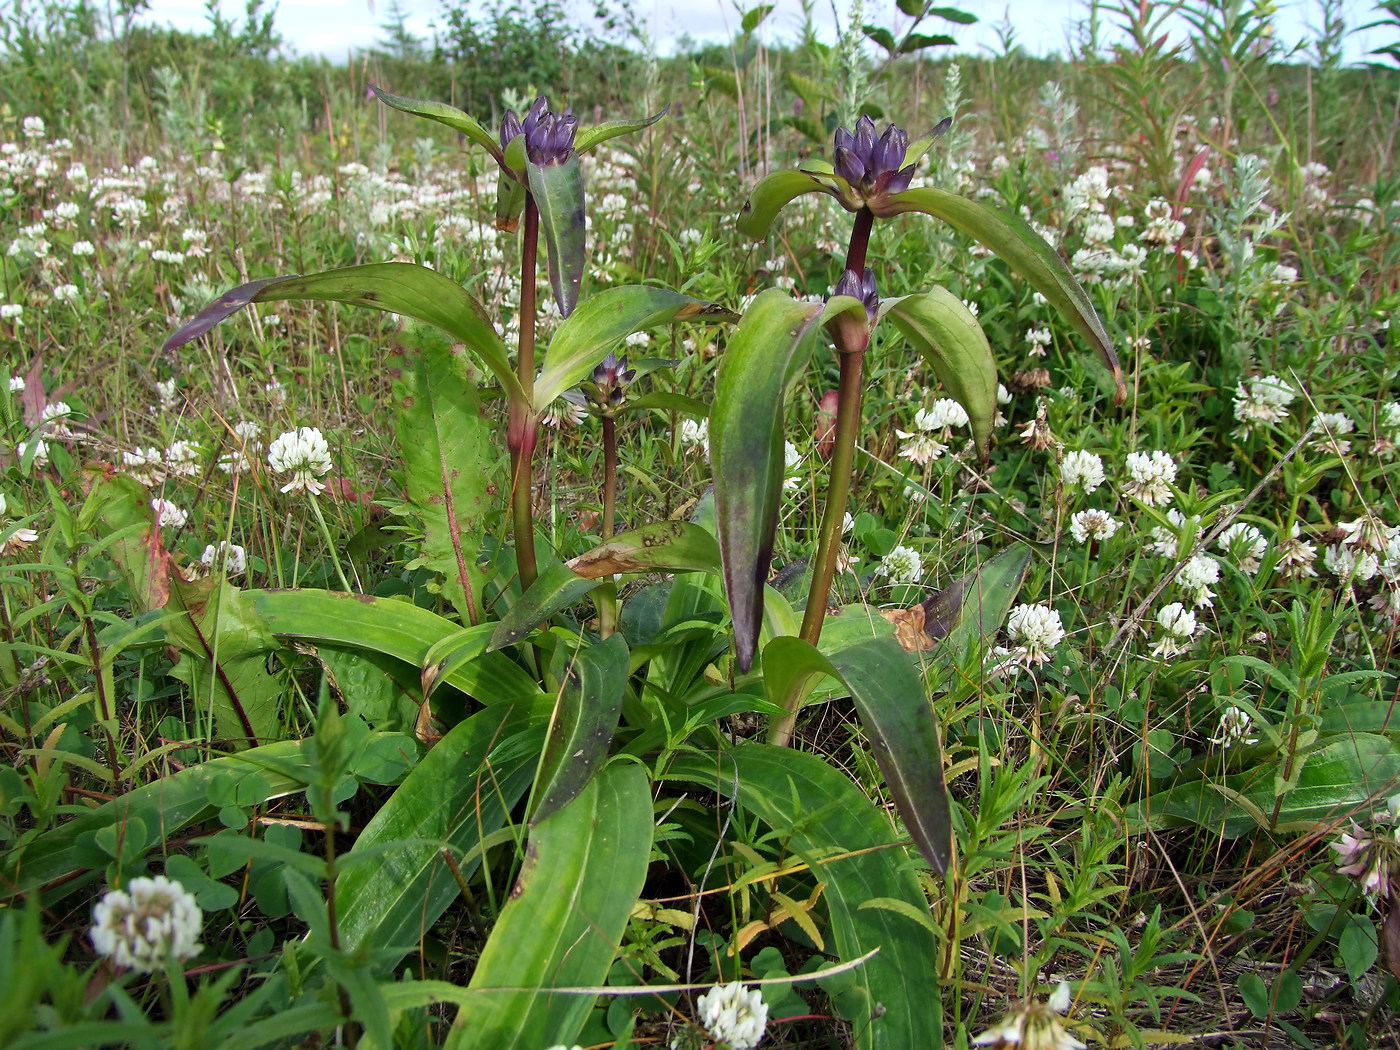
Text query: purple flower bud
832 267 879 322
831 115 913 197
590 352 635 406
518 96 577 165
500 109 523 149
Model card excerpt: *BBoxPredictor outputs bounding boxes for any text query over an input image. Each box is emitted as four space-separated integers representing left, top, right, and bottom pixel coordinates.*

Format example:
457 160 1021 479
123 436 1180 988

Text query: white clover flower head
782 442 802 491
1149 509 1198 559
1276 523 1317 580
52 283 79 302
920 398 970 431
155 377 179 411
897 427 948 465
1060 450 1105 494
164 440 202 477
39 400 75 437
1025 326 1053 355
842 511 855 535
0 492 40 556
878 544 923 585
201 541 247 576
696 982 768 1049
1217 522 1268 575
1210 705 1258 748
973 981 1086 1050
1068 509 1119 544
1151 602 1198 657
1379 402 1400 436
72 239 95 257
22 115 45 138
679 417 709 453
151 498 188 530
7 375 24 393
267 427 333 495
1325 543 1380 583
1123 451 1177 506
90 875 203 973
1231 374 1297 435
1006 603 1065 666
17 437 49 467
122 447 165 487
1337 514 1397 554
1177 553 1221 607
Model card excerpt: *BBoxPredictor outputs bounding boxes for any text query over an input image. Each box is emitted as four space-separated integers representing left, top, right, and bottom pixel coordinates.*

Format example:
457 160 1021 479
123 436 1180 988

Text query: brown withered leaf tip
879 579 966 652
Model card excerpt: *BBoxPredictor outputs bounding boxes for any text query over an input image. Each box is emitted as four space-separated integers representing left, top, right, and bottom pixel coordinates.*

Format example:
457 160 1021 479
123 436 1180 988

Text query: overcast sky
133 0 1391 64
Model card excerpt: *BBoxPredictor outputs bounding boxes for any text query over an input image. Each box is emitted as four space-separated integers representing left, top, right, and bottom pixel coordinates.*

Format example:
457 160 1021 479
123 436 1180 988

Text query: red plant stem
509 196 541 591
602 415 618 540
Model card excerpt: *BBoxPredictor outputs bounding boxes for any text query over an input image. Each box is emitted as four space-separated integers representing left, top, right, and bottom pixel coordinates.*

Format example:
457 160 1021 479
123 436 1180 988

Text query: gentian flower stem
602 415 618 541
509 196 541 591
775 208 876 747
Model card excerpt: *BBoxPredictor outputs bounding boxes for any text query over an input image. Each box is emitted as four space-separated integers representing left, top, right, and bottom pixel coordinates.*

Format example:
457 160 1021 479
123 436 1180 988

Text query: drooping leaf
711 292 825 671
390 327 495 624
573 106 668 154
1 740 313 901
162 264 522 401
370 85 505 165
444 763 652 1050
489 560 605 652
896 0 927 18
763 635 952 873
533 286 733 412
566 520 721 578
667 746 941 1050
86 470 173 612
863 24 898 52
335 705 543 969
527 157 587 318
737 169 851 240
701 65 740 101
531 634 628 823
741 3 775 32
248 589 543 706
882 288 998 452
900 32 956 51
938 544 1033 657
873 188 1125 402
926 6 979 23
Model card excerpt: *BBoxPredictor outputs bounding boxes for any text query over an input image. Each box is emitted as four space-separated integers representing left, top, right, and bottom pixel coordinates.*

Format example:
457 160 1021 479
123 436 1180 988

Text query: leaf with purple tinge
527 156 587 318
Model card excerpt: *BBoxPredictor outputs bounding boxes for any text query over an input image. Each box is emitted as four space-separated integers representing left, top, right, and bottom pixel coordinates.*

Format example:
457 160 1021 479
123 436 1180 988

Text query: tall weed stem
509 197 542 590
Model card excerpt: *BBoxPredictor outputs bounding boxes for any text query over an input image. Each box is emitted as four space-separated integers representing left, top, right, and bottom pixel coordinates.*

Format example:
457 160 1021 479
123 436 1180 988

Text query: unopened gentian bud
500 108 523 149
519 95 577 165
832 266 880 322
591 352 635 406
832 114 915 197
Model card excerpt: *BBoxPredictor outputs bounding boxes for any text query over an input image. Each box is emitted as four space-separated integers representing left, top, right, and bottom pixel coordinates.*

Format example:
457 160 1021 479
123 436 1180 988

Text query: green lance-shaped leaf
489 560 606 652
572 106 668 154
935 543 1033 656
873 187 1126 402
534 285 734 412
737 169 856 240
900 31 956 51
1 740 313 900
763 634 952 874
527 157 587 318
335 705 543 969
248 589 543 705
369 85 505 166
162 263 523 402
712 291 825 672
444 763 652 1050
667 745 941 1050
566 520 721 578
390 329 495 624
926 5 980 22
882 287 998 452
531 634 628 823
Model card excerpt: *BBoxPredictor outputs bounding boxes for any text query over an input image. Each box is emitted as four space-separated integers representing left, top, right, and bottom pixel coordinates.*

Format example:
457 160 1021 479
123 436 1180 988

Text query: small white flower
1152 602 1199 657
973 980 1086 1050
1060 450 1105 494
1210 706 1259 748
7 375 24 393
782 442 802 491
151 498 188 530
1325 543 1380 583
72 240 95 257
679 417 709 453
22 115 45 138
1068 509 1119 544
1006 603 1065 666
39 400 74 437
1276 523 1318 579
52 283 79 302
267 427 333 495
201 541 247 576
156 378 179 411
1025 326 1053 356
696 982 768 1049
1178 553 1221 607
1217 522 1268 575
1123 451 1177 506
878 545 923 585
17 437 49 467
90 875 203 973
122 447 165 486
1231 374 1296 436
919 398 970 431
0 492 40 555
164 440 201 477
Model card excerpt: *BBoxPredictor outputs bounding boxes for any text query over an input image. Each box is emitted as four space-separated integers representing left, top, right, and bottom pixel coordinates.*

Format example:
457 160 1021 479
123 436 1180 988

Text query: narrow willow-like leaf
874 187 1125 401
566 521 720 578
737 169 851 239
527 157 587 318
901 32 956 50
445 764 652 1050
162 264 522 401
489 560 605 651
667 746 941 1050
533 286 733 412
532 634 628 823
624 391 710 416
572 106 668 154
390 328 494 623
712 292 825 672
248 590 543 705
762 634 952 874
369 85 505 165
335 705 543 968
937 543 1033 657
1 741 311 900
882 288 998 452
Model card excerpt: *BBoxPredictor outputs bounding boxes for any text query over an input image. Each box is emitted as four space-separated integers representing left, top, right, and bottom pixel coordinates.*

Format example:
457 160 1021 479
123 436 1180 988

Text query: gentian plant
39 96 1127 1049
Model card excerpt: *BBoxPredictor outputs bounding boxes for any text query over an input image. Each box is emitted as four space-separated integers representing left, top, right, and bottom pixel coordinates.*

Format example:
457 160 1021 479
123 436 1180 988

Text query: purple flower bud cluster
833 115 914 196
501 96 577 166
590 352 636 407
831 267 880 322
